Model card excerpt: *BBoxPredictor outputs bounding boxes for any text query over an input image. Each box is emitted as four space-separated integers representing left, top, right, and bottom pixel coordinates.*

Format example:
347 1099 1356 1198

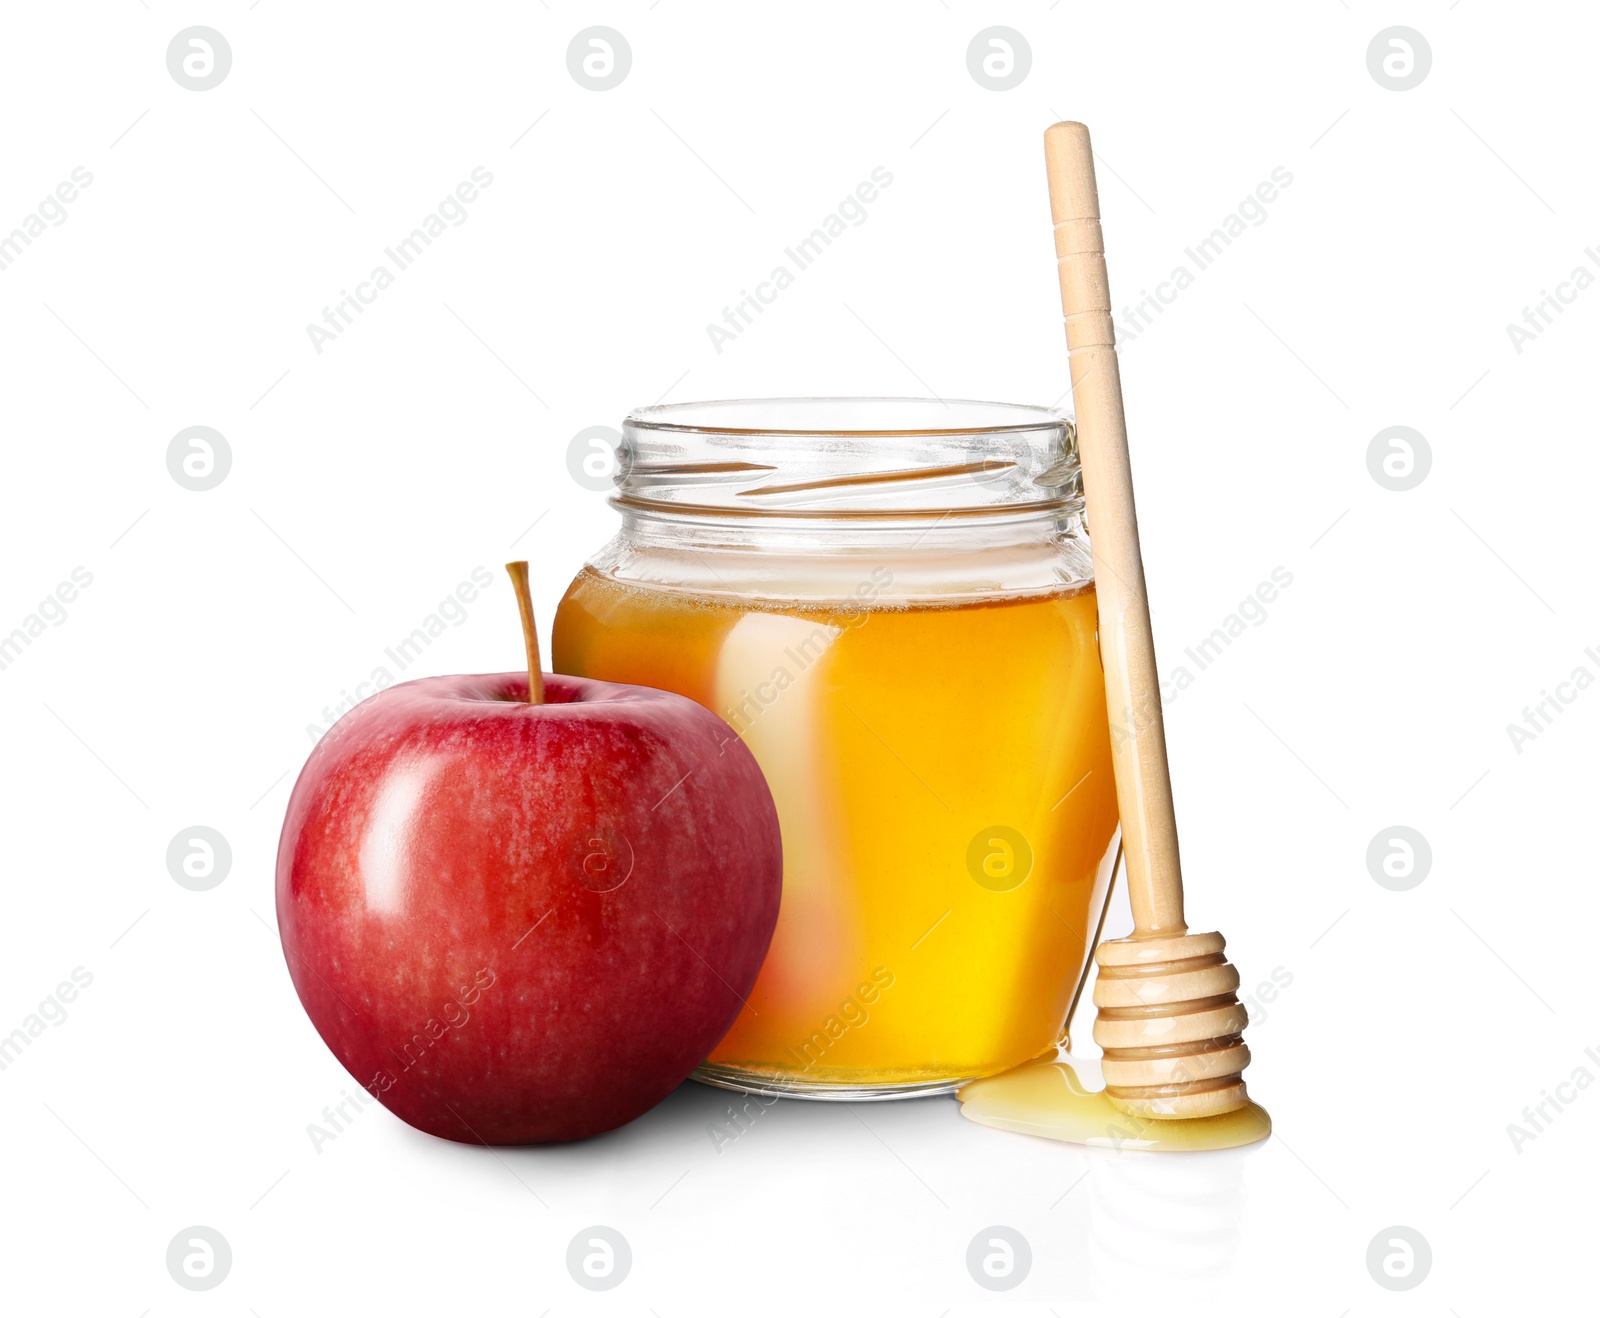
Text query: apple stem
504 561 545 705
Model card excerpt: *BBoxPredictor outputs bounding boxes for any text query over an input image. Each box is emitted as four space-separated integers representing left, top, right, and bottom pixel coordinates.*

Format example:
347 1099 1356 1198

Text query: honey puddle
958 1054 1271 1152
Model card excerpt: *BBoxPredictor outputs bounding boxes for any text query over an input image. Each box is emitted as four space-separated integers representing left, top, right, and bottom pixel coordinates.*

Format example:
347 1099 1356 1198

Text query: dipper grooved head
1091 931 1252 1119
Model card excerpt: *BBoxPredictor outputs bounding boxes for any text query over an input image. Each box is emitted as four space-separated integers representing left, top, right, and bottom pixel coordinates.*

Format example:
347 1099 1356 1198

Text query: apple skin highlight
276 671 782 1145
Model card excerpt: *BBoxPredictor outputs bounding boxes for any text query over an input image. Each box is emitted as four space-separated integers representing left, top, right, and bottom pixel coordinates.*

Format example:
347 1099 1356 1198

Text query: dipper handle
1043 121 1185 937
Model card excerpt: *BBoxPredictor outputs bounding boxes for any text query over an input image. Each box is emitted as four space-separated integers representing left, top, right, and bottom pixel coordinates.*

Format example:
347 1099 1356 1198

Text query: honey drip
958 1053 1270 1152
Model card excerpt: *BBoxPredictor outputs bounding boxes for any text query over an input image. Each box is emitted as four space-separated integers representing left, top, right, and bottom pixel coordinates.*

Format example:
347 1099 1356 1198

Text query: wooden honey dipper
1044 122 1253 1120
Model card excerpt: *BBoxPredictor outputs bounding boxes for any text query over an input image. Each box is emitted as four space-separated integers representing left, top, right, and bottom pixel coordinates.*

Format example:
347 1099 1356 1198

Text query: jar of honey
552 399 1120 1098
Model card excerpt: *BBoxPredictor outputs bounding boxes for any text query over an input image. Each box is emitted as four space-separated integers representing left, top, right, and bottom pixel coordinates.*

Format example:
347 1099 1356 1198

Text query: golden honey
959 1054 1271 1151
553 567 1120 1094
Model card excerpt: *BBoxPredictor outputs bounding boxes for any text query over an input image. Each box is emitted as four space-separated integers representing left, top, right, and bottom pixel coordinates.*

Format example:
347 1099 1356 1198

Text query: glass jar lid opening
615 396 1079 520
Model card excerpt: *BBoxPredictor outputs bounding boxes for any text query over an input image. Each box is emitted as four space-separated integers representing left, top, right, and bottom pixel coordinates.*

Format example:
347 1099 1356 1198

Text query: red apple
275 667 782 1144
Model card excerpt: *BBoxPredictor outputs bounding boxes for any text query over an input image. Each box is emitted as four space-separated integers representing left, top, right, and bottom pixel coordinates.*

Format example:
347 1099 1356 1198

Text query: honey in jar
552 399 1120 1098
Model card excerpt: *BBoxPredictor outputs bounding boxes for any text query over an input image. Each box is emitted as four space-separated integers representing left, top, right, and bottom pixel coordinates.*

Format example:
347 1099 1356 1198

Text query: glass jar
552 398 1120 1099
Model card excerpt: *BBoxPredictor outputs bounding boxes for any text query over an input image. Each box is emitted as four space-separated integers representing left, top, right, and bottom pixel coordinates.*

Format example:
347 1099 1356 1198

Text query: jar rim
627 396 1067 438
613 395 1080 523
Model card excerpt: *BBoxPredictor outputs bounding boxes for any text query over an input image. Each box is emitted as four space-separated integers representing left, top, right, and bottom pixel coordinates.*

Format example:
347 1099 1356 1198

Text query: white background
1 2 1593 1312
